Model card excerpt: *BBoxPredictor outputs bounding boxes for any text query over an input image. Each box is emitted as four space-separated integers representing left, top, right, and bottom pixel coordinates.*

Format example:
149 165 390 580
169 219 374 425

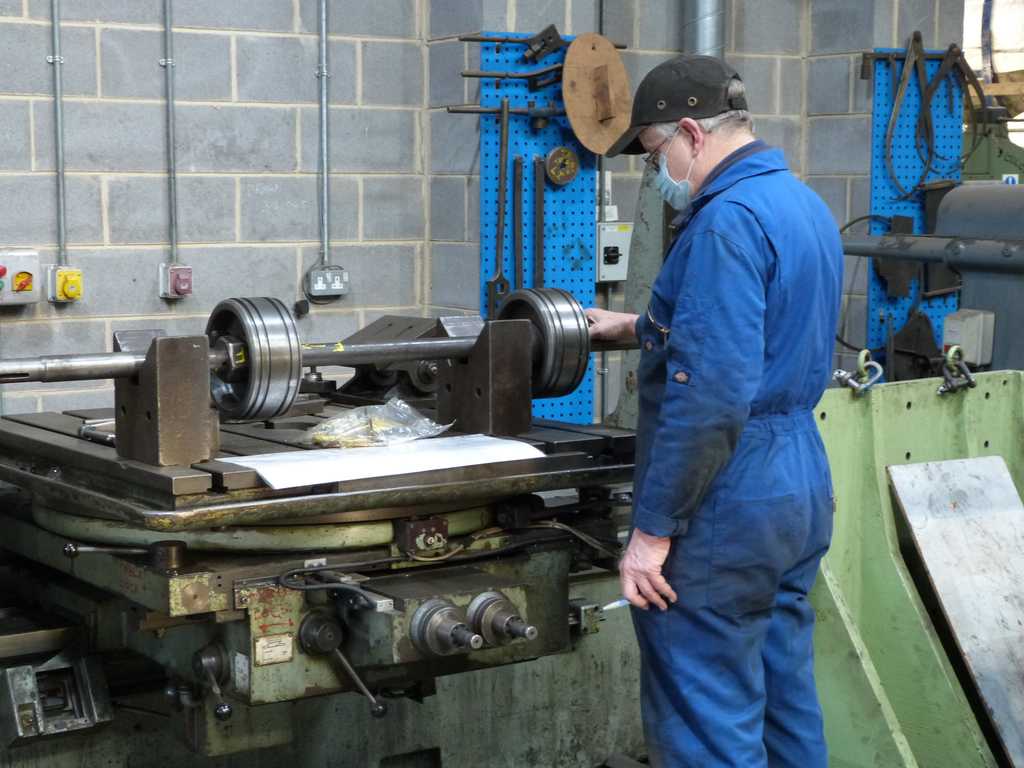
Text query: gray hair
651 78 754 139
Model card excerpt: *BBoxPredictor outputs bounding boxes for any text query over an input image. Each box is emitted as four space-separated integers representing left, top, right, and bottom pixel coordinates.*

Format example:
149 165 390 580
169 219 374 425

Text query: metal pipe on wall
161 0 179 265
48 0 68 266
316 0 331 266
596 0 610 419
682 0 726 59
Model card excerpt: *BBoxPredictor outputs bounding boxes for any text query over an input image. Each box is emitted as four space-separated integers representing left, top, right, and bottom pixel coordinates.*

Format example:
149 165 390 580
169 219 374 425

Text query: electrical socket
305 264 350 299
159 263 193 299
46 264 83 303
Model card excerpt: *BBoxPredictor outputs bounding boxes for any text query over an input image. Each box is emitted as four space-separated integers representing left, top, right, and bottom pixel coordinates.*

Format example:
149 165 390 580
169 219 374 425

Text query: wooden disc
562 33 632 155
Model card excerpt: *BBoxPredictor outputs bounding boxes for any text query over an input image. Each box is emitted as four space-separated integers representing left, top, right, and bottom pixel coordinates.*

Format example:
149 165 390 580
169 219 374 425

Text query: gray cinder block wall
0 0 966 414
0 0 686 414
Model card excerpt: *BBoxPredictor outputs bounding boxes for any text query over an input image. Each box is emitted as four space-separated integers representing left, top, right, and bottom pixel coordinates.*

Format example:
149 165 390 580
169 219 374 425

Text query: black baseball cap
606 54 747 157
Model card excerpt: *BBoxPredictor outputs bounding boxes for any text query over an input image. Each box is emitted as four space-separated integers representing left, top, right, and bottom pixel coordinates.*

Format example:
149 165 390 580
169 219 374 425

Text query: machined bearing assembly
207 297 303 421
0 287 593 423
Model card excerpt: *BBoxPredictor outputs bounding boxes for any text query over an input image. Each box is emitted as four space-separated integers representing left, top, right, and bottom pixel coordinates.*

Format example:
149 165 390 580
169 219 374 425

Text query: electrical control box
305 264 350 299
943 309 995 366
160 263 193 300
596 222 632 282
0 249 41 306
46 265 83 303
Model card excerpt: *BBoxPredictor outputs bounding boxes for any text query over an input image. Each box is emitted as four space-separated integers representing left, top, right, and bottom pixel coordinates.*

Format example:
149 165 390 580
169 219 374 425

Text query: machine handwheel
206 297 302 421
497 288 591 398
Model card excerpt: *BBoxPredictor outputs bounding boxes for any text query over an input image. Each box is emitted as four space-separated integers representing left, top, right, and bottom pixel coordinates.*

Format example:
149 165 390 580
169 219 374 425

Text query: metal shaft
49 0 68 265
0 334 634 386
0 339 473 385
842 234 1024 273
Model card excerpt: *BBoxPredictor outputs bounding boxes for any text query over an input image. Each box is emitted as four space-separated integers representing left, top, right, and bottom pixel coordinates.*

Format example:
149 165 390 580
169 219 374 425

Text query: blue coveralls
630 142 843 768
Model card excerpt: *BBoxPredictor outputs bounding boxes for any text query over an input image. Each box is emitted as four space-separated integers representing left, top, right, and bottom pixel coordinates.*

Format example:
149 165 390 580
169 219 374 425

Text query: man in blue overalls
587 55 843 767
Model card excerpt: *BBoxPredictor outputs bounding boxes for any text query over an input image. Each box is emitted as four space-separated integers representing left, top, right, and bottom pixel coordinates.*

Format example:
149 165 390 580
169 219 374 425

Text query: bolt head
214 702 233 721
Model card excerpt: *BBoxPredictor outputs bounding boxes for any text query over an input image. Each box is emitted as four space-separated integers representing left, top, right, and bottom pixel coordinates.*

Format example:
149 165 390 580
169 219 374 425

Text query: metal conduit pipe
48 0 68 265
161 0 179 264
316 0 330 265
841 235 1024 274
682 0 726 59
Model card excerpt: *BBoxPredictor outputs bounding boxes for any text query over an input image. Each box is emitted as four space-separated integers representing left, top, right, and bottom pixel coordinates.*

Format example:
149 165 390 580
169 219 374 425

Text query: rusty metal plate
0 417 212 498
889 456 1024 766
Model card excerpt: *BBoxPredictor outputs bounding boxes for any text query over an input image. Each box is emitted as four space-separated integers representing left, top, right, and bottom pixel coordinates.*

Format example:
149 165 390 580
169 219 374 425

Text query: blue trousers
632 422 833 767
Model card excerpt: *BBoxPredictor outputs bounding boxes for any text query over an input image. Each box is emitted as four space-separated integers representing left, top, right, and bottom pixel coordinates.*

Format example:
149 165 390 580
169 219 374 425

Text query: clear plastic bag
307 398 451 449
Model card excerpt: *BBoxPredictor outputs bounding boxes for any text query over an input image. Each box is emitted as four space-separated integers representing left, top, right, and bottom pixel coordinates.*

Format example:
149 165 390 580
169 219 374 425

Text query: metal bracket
833 349 884 396
937 345 976 395
46 55 64 65
436 319 533 436
113 335 220 466
314 66 330 79
159 58 175 67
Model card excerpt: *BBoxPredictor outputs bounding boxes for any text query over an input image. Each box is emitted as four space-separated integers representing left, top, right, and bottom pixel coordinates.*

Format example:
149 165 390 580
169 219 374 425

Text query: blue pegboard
477 32 597 424
867 49 961 352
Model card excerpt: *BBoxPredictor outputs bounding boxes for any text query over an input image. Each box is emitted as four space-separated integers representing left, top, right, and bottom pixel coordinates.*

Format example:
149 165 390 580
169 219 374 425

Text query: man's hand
585 308 639 343
620 529 678 611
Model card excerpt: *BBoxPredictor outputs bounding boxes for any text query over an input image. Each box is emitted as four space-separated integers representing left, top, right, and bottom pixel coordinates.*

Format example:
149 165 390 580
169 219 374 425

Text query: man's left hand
620 529 678 611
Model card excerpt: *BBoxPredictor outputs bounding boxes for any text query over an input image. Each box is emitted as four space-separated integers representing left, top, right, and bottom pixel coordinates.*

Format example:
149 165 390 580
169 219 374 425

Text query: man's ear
678 118 704 156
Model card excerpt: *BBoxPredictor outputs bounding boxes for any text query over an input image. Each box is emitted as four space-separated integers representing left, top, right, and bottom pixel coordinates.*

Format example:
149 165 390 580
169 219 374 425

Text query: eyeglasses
642 130 678 171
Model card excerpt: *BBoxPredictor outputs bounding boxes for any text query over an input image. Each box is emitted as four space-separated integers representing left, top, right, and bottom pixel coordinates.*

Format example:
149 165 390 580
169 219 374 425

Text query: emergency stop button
0 266 6 278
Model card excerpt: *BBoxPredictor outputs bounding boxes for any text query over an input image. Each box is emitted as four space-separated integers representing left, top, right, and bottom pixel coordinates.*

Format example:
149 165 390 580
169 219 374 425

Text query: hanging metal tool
486 98 512 317
545 146 580 186
446 101 565 131
885 32 932 198
513 156 524 290
462 63 563 92
533 155 546 288
459 26 627 56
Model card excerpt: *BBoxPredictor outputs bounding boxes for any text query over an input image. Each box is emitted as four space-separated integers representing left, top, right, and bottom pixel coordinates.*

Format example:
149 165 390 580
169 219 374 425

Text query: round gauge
545 146 580 186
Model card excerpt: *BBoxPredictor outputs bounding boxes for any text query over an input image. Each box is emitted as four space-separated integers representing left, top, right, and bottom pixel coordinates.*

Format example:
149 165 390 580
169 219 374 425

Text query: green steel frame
813 371 1017 767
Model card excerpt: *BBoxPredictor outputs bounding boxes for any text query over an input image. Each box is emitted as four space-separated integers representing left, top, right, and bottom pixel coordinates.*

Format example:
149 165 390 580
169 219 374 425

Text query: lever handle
63 541 149 558
332 647 387 718
196 648 233 722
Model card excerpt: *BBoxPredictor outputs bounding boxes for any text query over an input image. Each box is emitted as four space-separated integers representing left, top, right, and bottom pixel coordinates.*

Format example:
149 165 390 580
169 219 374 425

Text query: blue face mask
654 133 697 211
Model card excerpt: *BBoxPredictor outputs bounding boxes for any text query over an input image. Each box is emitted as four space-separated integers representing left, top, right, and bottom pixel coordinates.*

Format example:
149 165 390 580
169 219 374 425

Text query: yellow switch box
46 265 84 303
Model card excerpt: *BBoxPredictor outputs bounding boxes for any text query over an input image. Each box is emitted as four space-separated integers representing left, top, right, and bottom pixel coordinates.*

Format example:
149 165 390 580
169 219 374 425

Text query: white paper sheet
222 434 546 490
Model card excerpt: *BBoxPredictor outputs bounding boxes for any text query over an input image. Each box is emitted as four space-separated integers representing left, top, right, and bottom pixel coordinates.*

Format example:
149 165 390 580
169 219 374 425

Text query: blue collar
670 140 785 230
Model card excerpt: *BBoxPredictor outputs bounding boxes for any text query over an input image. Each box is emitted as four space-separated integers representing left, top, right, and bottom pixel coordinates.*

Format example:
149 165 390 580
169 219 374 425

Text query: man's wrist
619 313 640 342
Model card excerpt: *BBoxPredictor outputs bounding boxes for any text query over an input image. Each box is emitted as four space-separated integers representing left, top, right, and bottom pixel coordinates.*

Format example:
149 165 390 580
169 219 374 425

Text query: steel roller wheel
206 297 302 421
497 287 590 398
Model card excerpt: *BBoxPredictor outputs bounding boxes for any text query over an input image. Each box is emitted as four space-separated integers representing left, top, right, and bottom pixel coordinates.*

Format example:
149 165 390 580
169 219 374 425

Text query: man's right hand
585 308 639 342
